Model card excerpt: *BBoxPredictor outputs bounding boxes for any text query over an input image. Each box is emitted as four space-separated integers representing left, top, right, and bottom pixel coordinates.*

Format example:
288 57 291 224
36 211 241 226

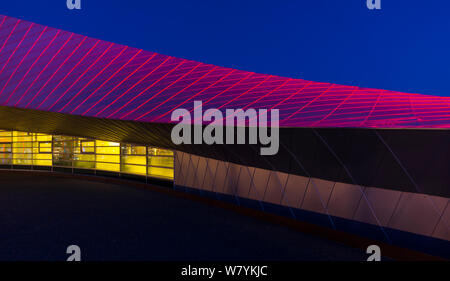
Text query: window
0 142 12 165
147 147 174 179
80 140 95 154
121 144 147 175
0 142 12 153
95 140 120 172
38 141 52 153
0 130 174 179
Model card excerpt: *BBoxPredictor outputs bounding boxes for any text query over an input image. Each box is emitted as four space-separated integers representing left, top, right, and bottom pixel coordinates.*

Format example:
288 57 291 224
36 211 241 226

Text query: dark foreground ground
0 172 368 261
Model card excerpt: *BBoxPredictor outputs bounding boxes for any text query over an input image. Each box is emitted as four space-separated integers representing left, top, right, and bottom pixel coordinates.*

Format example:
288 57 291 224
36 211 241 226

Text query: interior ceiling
0 105 175 148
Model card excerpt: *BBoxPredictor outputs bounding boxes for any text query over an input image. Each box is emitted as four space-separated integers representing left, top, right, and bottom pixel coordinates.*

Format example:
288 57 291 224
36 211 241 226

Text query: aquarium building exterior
0 15 448 259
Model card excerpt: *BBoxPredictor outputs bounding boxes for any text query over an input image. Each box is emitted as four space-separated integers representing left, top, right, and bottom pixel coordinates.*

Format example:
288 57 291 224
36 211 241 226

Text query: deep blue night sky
1 0 449 96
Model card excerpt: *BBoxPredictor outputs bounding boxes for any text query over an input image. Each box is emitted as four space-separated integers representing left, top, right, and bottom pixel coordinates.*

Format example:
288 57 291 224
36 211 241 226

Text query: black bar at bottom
0 261 447 280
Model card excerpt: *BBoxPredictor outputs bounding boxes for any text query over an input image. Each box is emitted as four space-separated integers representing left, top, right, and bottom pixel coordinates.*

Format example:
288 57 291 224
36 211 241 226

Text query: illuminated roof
1 14 450 128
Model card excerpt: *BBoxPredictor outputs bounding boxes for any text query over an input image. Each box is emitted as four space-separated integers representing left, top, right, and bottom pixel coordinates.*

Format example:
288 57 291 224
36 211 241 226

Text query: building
0 15 448 259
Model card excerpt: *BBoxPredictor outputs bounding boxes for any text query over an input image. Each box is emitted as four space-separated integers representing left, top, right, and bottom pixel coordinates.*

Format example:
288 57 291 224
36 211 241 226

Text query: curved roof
1 14 450 128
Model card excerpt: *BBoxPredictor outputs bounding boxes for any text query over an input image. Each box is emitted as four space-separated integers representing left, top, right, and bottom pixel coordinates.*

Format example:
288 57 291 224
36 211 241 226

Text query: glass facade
0 130 174 180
